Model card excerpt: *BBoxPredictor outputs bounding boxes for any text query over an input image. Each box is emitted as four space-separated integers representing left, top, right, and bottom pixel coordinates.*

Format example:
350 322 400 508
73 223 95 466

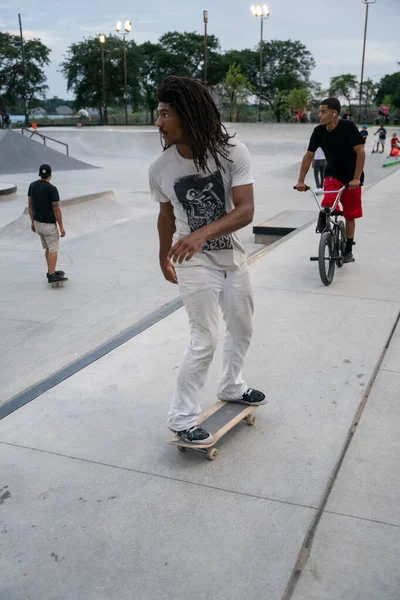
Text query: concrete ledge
22 190 115 214
0 182 17 200
253 210 316 244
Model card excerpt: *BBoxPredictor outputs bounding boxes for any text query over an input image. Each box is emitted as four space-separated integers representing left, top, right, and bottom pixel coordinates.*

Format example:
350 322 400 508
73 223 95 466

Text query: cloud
317 38 399 68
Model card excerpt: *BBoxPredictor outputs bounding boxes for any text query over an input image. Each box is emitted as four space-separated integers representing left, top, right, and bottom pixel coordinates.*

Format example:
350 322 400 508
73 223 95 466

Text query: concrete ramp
0 130 96 175
0 190 135 244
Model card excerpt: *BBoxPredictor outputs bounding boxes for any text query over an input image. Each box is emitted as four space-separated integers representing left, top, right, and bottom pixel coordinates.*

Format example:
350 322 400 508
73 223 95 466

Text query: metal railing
21 128 69 155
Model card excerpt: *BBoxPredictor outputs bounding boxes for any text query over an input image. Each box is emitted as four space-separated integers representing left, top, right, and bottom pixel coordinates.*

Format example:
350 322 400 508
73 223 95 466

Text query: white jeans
167 262 254 431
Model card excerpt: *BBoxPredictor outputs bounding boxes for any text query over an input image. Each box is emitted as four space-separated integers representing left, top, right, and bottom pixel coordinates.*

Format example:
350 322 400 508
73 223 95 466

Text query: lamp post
358 0 376 123
18 13 29 127
250 5 270 122
116 20 131 125
203 10 208 85
99 35 107 125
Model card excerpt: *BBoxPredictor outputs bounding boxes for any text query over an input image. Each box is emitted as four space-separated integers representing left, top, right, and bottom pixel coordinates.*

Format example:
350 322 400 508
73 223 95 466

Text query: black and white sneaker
231 388 267 406
176 425 214 445
342 252 354 264
47 270 65 281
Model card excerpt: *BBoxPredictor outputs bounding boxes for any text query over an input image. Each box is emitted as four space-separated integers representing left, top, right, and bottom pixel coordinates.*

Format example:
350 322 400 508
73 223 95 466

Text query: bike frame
308 186 347 216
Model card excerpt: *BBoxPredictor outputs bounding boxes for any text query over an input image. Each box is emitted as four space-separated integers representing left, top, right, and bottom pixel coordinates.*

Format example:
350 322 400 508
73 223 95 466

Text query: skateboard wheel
206 448 218 461
178 446 186 452
246 415 256 426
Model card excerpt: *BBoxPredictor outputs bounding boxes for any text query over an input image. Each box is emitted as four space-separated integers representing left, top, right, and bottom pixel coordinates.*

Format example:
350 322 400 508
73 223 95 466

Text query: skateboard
50 277 68 289
168 400 258 461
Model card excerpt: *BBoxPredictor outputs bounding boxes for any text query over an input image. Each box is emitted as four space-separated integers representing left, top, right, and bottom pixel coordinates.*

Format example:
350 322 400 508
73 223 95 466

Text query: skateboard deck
50 277 68 288
168 400 257 461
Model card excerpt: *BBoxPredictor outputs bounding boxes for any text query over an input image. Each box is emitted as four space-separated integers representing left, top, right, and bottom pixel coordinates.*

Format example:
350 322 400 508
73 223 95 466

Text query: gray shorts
34 221 59 252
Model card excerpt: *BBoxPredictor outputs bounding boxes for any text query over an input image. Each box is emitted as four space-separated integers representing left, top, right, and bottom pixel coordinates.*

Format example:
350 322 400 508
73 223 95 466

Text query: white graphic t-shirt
149 141 254 269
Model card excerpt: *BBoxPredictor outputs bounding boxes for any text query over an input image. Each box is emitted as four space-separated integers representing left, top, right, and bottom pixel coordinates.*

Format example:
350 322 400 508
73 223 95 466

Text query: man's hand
60 227 66 237
160 259 178 284
31 223 36 233
295 182 308 192
348 178 361 190
168 230 207 264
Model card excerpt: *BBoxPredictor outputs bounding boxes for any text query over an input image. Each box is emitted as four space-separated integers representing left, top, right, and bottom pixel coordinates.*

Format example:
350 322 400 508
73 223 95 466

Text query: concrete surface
0 124 397 404
1 126 400 599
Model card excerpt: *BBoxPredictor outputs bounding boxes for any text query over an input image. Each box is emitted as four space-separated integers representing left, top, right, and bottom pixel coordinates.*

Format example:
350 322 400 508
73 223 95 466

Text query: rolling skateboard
168 400 258 461
50 277 68 289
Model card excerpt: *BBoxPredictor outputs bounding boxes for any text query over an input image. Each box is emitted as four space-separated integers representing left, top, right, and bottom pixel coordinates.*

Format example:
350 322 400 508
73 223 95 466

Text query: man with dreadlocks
149 76 266 445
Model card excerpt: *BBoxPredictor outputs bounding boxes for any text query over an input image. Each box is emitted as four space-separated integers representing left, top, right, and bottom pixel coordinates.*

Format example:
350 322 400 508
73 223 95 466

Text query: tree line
1 30 399 123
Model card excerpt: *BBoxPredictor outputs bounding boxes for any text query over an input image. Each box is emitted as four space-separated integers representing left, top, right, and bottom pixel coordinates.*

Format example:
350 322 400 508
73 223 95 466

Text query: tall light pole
358 0 376 123
116 20 131 125
203 10 208 85
99 35 107 125
18 13 29 127
251 5 270 122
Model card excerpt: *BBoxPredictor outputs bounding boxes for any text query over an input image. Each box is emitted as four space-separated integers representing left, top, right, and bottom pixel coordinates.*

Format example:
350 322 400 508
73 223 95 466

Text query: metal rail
21 127 69 155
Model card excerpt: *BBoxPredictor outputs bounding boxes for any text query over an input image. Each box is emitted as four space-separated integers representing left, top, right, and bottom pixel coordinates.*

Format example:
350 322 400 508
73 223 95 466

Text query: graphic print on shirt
173 170 233 251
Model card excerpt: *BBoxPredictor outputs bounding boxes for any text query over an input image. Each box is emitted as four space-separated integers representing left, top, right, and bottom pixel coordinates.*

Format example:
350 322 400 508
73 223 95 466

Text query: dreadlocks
157 75 235 173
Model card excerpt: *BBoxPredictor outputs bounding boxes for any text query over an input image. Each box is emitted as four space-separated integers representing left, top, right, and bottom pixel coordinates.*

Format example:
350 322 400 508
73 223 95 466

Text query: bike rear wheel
318 231 335 285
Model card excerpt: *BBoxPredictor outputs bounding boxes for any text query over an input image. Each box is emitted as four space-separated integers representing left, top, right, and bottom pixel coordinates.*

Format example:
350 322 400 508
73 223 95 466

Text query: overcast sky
1 0 399 99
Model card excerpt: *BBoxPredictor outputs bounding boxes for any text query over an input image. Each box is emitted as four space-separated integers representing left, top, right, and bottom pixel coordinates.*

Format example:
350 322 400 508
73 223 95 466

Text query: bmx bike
295 185 352 286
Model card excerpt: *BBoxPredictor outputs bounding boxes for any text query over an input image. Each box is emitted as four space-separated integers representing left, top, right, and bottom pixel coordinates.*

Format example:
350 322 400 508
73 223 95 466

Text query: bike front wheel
318 231 335 285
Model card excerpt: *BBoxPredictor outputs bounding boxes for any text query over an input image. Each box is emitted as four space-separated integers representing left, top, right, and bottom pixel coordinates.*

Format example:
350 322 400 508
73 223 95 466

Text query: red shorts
322 176 363 220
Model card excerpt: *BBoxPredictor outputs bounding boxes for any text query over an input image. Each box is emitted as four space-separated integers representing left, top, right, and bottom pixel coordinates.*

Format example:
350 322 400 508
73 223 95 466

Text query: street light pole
99 35 107 125
116 20 131 126
203 10 208 85
358 0 376 123
18 13 29 127
251 5 270 123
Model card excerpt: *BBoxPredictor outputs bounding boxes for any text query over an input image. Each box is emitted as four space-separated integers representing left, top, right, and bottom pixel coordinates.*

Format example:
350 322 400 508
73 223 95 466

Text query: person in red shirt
389 133 400 157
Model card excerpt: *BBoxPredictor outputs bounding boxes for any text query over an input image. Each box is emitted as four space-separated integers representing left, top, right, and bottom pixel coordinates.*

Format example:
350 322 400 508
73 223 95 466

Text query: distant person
305 100 313 124
149 75 266 445
342 109 352 121
389 133 400 158
313 147 326 191
379 104 390 125
2 111 11 130
28 164 66 284
373 126 387 153
360 124 369 141
295 97 365 264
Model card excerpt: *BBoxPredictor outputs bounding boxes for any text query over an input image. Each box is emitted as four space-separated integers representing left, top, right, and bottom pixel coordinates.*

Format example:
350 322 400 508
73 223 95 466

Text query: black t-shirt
28 179 60 224
378 127 387 139
308 120 365 184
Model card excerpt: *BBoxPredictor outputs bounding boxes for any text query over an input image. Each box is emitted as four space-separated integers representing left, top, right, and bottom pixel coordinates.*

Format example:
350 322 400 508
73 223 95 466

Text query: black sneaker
231 388 267 406
343 252 354 264
47 270 65 280
48 273 67 283
176 425 214 445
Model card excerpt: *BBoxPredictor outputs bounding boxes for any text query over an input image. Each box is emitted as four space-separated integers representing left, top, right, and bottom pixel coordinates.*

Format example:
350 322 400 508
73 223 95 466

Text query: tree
375 71 400 109
137 41 164 123
287 88 309 112
0 32 50 111
329 74 359 112
60 35 141 119
256 40 315 122
222 64 253 122
155 31 221 83
361 78 378 118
